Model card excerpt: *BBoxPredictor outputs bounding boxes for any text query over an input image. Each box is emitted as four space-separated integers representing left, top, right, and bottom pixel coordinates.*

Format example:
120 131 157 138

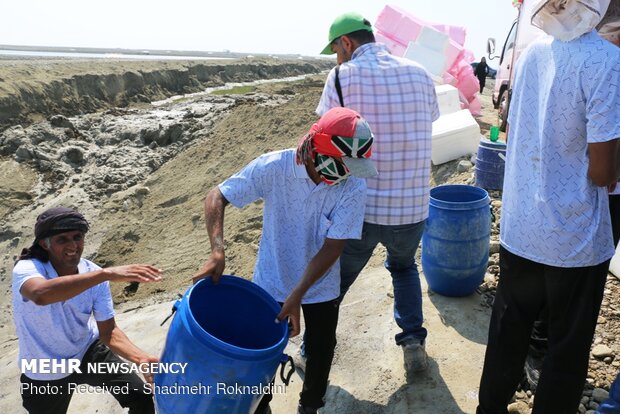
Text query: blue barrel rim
478 137 507 148
430 184 490 210
182 275 288 359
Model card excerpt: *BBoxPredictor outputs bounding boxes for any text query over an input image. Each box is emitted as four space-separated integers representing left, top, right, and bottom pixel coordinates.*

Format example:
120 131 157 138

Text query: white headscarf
532 0 611 41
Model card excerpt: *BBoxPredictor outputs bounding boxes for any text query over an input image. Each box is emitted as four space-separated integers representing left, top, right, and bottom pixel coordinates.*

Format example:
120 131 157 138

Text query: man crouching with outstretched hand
13 206 162 414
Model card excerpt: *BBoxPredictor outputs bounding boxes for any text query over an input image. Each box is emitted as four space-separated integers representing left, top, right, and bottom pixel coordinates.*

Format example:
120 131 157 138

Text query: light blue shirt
502 31 620 267
12 258 115 380
219 149 367 303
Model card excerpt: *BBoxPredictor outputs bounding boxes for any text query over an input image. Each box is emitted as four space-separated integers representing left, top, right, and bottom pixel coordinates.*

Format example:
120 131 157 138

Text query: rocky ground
0 57 617 413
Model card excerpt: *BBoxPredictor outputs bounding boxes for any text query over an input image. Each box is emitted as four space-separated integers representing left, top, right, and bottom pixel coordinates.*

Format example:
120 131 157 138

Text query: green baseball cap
321 12 373 55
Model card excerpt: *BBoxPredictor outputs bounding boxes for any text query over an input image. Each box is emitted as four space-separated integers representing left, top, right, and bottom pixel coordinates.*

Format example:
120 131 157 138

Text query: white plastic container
404 42 447 78
435 84 460 116
431 109 481 165
416 26 449 53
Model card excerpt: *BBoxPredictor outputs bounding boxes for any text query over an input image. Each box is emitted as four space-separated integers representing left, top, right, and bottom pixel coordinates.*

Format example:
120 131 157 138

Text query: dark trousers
610 194 620 247
477 247 608 414
528 194 620 362
255 298 340 412
21 340 154 414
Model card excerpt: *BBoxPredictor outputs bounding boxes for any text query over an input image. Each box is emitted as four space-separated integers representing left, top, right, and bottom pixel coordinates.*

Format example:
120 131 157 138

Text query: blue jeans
339 220 427 345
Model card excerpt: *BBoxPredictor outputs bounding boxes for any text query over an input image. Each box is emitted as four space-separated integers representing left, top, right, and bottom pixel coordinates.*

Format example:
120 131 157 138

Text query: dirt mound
0 58 333 130
94 76 328 304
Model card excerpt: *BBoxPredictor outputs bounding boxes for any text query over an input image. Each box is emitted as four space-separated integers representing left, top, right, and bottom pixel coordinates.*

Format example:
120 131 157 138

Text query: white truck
487 0 545 131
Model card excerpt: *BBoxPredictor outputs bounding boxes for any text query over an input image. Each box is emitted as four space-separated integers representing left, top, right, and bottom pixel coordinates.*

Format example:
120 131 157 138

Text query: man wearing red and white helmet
195 107 376 414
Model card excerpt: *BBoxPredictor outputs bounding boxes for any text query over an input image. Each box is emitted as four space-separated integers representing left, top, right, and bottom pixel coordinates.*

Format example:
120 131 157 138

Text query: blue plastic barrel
422 185 491 297
154 275 289 413
475 138 506 191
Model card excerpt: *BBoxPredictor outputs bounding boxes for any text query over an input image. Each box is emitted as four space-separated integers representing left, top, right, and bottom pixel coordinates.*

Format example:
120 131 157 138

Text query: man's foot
402 340 428 376
524 354 543 391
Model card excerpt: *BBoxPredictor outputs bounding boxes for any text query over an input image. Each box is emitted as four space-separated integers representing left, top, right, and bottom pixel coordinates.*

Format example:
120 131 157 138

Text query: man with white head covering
477 1 620 413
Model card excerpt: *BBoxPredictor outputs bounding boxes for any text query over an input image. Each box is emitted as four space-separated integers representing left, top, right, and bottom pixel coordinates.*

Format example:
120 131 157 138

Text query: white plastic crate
404 42 447 78
435 84 460 116
431 109 481 165
417 26 449 53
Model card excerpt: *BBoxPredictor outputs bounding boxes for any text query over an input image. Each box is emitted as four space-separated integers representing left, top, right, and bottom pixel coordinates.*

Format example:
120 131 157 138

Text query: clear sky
1 0 517 67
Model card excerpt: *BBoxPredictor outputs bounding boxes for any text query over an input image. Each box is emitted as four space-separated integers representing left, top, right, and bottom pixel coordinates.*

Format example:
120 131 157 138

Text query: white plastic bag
532 0 611 41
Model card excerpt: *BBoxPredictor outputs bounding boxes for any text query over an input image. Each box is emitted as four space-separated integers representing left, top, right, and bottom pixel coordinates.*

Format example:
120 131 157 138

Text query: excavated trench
0 58 333 130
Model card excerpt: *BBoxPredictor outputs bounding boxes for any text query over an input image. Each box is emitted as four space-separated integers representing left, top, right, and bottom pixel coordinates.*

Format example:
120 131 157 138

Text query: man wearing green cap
316 12 440 381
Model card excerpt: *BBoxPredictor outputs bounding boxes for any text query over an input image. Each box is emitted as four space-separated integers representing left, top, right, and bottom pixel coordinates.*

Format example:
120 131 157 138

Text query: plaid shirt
317 43 439 225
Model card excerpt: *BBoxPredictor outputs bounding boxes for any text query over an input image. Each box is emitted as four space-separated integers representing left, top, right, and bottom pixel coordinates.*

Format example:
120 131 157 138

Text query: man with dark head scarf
13 206 163 414
18 206 90 263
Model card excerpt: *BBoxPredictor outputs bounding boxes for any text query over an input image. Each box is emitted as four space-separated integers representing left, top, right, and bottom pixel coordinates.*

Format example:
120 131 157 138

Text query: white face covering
532 0 611 41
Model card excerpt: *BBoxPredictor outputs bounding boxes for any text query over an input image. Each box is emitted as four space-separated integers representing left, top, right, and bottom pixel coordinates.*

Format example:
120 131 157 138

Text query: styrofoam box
416 26 449 53
404 42 447 78
431 110 481 165
375 31 408 57
375 4 425 45
435 84 460 116
457 73 480 100
444 39 464 72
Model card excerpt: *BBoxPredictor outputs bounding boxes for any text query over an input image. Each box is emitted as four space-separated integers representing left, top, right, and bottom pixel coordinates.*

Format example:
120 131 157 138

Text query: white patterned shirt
219 149 366 303
317 43 440 225
13 258 114 380
501 31 620 267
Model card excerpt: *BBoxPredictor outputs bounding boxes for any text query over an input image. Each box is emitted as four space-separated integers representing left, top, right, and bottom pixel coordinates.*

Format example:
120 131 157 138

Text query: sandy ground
0 267 490 414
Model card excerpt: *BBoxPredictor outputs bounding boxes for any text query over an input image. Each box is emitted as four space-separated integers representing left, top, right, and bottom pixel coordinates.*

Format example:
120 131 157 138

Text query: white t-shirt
219 149 367 303
501 31 620 267
12 258 115 380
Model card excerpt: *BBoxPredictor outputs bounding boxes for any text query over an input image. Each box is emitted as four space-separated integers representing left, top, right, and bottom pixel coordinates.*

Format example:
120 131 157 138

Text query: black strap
334 65 345 107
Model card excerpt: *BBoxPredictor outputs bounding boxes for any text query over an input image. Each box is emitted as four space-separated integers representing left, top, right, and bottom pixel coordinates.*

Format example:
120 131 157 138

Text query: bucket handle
279 354 295 386
160 299 181 326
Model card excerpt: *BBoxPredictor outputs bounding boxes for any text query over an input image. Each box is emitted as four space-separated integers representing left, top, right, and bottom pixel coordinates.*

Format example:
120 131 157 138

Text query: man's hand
137 354 159 386
277 292 303 337
103 265 162 283
192 250 225 284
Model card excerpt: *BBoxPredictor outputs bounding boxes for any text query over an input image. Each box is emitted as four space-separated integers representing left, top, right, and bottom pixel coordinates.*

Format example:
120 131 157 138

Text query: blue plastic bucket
154 275 289 413
422 185 491 297
475 138 506 191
